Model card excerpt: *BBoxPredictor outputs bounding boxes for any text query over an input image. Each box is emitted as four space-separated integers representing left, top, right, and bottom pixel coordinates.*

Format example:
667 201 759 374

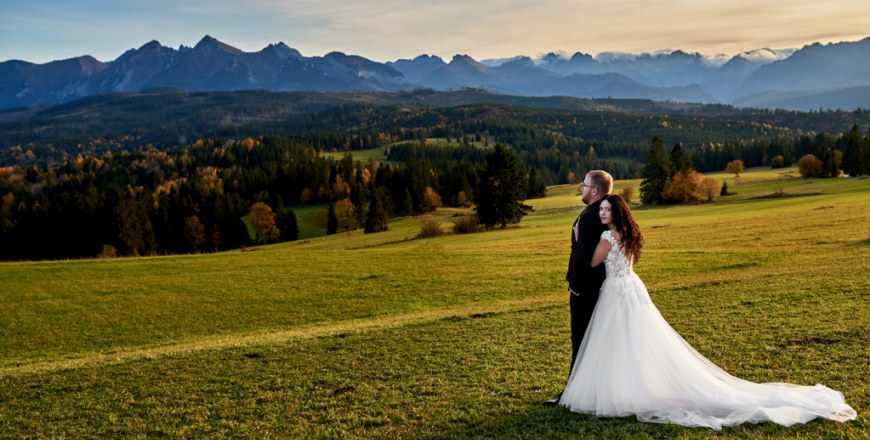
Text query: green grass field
322 147 391 163
321 138 488 164
1 167 868 438
292 204 329 240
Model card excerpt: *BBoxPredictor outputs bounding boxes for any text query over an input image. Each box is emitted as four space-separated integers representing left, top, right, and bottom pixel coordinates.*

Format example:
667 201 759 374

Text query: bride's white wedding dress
559 230 856 430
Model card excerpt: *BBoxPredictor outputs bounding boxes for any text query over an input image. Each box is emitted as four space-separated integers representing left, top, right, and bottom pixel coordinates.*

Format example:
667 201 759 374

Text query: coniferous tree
475 143 531 228
402 188 414 217
277 209 299 241
815 146 842 177
670 143 692 173
841 125 869 176
183 215 207 252
326 202 338 235
220 195 249 249
364 190 389 233
113 187 156 256
640 137 673 205
526 168 547 199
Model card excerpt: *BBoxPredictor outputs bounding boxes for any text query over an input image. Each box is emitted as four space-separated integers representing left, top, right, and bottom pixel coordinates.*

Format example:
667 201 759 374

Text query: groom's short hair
586 170 613 194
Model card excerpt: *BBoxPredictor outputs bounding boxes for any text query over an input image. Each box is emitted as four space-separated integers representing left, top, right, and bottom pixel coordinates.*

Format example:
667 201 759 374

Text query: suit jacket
566 199 607 296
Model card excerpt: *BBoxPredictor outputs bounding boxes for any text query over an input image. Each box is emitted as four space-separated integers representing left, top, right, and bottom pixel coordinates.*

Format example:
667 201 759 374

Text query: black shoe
542 396 561 406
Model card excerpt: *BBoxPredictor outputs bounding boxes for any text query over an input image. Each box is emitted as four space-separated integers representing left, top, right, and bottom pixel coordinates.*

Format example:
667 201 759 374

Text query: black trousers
568 289 599 375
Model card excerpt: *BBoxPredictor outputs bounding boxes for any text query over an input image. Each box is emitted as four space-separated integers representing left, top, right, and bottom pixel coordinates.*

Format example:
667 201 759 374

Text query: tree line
639 124 870 204
7 102 869 178
3 99 870 259
0 135 540 260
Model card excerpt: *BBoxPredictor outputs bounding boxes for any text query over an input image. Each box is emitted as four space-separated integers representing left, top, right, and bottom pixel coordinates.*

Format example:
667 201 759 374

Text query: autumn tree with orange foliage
420 186 442 213
183 215 207 252
299 188 316 204
797 154 824 178
661 170 703 203
248 202 280 244
699 177 720 202
334 198 357 231
726 160 745 177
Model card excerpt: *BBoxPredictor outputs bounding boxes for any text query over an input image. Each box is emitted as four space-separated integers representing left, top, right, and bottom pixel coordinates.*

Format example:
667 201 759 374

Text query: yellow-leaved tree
248 202 280 244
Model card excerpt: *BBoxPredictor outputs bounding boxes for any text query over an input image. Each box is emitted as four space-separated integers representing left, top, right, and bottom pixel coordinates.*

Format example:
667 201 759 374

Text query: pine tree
841 125 869 176
402 188 414 217
815 146 842 178
475 143 532 228
277 209 299 241
326 202 338 235
640 137 673 205
364 191 389 233
113 187 156 256
183 215 207 252
670 143 692 173
526 168 547 199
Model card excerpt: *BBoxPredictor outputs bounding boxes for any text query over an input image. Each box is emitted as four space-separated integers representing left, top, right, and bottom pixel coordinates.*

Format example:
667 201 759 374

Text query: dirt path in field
0 294 563 377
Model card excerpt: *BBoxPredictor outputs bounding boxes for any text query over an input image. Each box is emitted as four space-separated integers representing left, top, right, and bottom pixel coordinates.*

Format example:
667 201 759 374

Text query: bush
661 170 703 203
455 190 471 207
452 215 480 234
798 154 824 178
300 188 317 204
619 186 637 204
770 154 785 168
699 177 720 203
420 187 442 213
97 244 119 259
416 216 445 238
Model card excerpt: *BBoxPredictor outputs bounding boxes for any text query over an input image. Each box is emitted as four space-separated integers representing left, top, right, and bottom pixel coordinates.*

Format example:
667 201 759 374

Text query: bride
558 194 857 430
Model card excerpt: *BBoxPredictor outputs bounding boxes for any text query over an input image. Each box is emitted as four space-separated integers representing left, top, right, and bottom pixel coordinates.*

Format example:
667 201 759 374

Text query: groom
545 170 612 405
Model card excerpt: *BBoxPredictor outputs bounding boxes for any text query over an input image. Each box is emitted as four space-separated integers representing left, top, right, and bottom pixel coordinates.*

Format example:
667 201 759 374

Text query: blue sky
2 0 869 63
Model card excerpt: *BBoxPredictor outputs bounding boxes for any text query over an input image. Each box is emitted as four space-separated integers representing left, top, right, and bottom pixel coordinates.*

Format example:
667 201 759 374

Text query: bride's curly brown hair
604 194 643 263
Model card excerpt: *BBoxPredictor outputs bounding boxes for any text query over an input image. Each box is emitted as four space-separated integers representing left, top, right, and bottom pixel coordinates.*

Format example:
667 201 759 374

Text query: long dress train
559 231 857 430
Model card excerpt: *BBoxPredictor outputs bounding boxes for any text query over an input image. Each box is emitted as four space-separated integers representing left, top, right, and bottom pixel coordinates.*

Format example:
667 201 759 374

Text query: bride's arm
590 238 612 267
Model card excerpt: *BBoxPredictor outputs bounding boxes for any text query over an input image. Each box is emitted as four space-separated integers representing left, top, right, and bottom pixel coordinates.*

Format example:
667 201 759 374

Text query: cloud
1 0 869 63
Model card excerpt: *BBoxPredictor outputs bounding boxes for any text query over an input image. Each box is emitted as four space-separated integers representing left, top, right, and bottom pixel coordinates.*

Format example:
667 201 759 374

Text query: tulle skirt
559 273 857 430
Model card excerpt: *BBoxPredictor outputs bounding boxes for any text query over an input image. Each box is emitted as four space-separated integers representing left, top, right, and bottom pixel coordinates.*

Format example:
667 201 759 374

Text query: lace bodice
601 230 633 277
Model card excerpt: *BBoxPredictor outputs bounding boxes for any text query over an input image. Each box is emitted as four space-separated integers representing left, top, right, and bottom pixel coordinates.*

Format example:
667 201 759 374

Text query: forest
1 90 869 260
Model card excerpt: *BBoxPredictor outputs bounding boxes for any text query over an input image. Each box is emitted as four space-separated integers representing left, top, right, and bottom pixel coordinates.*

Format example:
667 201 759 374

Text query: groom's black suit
566 199 607 374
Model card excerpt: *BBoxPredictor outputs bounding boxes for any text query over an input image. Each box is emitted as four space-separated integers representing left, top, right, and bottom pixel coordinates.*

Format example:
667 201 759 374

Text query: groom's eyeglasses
579 183 597 191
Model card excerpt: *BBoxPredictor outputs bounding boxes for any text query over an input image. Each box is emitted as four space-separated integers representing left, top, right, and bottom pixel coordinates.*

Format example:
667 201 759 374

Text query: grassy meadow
1 167 868 438
322 146 390 163
321 138 488 164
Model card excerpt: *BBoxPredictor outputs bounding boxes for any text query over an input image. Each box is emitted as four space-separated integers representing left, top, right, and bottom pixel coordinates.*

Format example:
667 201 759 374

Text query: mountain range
2 35 869 112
